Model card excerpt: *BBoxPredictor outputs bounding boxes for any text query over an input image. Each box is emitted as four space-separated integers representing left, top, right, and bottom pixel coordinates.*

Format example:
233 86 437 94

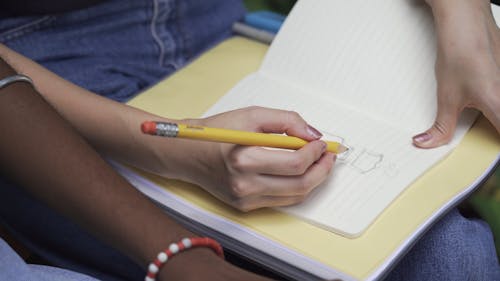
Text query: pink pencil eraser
141 121 157 135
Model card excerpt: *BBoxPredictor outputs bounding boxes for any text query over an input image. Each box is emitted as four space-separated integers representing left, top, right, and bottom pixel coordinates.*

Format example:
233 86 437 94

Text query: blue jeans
0 0 499 280
384 209 500 281
0 239 99 281
0 0 244 102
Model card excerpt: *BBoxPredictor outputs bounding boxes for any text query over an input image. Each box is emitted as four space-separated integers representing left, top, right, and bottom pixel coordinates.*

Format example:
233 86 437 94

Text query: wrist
425 0 490 12
426 0 491 25
158 248 264 281
0 57 19 78
0 58 36 97
146 237 224 281
158 248 220 280
427 0 498 55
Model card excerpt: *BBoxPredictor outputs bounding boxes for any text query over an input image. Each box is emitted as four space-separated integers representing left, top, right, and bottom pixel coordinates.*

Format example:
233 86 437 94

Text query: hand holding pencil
140 107 337 211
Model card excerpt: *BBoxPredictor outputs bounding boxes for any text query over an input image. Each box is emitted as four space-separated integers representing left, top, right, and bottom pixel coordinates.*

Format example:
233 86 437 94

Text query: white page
206 73 457 236
204 1 500 236
262 0 456 133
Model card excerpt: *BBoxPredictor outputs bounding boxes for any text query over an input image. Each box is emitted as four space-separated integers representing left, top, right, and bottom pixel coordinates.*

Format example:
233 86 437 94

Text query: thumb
413 99 460 149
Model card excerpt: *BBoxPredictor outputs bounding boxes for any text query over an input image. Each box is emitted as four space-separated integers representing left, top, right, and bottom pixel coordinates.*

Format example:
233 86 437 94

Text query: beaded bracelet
145 237 224 281
0 74 33 90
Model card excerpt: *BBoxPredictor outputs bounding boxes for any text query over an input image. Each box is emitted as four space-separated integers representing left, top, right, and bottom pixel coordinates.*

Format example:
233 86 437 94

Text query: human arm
0 44 335 211
0 58 270 280
413 0 500 148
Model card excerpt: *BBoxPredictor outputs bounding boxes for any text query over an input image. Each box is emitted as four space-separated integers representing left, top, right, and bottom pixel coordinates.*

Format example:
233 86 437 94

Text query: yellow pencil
141 121 348 154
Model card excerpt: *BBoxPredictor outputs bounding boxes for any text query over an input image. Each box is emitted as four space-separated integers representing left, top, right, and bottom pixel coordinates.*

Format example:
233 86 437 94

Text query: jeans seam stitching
150 0 165 67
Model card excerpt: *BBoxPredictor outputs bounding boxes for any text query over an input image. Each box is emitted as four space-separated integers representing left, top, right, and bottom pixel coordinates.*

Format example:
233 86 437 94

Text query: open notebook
122 37 499 280
123 1 500 280
203 0 500 237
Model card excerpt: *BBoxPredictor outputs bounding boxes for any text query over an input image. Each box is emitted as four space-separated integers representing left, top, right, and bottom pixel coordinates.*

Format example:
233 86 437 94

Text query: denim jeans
0 0 244 102
0 0 499 280
384 209 500 281
0 239 99 281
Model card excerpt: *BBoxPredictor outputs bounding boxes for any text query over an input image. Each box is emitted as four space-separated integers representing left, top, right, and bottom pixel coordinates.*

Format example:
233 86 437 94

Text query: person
0 1 335 280
0 0 498 280
0 57 274 281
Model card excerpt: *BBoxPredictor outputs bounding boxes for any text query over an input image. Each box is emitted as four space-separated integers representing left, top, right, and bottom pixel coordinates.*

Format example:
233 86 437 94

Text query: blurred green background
244 0 295 14
243 0 500 258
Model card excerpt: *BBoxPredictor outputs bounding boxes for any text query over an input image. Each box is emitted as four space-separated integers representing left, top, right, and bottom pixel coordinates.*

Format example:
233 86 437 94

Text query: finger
229 140 327 175
413 90 461 148
254 152 336 197
246 106 323 141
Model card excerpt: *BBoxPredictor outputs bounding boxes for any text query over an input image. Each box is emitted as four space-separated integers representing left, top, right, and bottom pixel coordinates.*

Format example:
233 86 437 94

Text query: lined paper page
205 73 451 236
204 1 500 236
261 0 440 133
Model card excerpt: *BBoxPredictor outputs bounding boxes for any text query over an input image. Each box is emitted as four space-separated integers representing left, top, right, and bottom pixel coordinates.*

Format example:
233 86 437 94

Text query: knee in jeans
430 211 497 279
384 210 499 281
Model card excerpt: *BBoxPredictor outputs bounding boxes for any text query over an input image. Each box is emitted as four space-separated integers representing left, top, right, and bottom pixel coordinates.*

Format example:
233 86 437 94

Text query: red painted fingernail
307 125 323 139
413 132 432 143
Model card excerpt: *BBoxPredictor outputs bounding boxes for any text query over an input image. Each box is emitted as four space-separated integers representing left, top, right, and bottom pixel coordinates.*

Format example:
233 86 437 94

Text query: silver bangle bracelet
0 74 34 90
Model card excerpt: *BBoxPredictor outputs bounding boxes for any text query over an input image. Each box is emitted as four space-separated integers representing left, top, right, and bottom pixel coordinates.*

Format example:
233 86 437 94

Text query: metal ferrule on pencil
155 122 179 138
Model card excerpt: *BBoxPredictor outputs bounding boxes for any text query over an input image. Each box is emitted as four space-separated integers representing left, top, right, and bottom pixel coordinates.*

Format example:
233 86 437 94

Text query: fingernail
307 125 323 139
321 142 327 152
413 132 432 143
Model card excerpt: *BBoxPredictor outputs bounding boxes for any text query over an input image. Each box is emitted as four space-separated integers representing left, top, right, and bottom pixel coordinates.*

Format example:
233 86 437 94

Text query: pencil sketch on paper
340 146 399 176
350 149 383 174
321 131 385 174
321 131 347 157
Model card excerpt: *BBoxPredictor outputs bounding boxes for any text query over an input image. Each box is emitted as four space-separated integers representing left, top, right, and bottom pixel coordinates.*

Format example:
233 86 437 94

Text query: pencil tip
337 144 349 154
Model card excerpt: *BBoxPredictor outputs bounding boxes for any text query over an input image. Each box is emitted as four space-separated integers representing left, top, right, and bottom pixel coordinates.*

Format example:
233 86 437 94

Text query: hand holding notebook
414 0 500 148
